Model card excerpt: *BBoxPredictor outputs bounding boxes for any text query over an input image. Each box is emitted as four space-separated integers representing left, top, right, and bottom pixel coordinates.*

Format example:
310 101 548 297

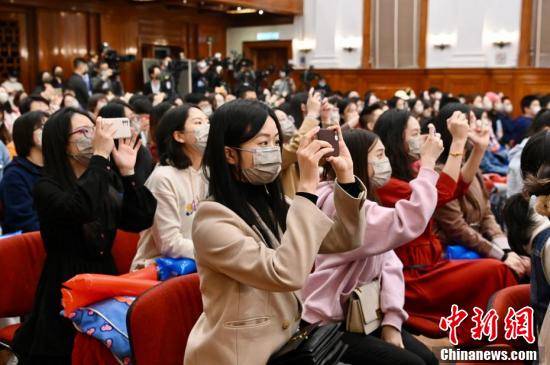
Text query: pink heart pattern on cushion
86 328 95 336
105 338 113 349
101 324 113 332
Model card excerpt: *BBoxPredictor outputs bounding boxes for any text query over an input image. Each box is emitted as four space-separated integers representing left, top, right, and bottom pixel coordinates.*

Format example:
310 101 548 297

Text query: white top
131 165 208 270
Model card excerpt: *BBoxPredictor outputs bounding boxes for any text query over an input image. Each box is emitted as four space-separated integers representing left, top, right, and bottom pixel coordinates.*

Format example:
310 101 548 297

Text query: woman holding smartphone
303 127 443 364
185 99 367 365
12 108 156 365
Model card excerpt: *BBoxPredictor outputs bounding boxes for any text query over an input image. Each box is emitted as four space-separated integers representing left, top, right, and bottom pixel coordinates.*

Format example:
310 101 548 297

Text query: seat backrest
112 230 140 274
0 232 45 317
487 284 533 349
127 273 202 365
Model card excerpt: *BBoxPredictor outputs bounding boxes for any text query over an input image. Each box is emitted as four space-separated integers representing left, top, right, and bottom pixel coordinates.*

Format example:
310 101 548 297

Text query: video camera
100 42 136 76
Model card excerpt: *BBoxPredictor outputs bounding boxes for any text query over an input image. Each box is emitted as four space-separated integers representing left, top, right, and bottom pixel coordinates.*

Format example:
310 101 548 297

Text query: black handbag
267 322 348 365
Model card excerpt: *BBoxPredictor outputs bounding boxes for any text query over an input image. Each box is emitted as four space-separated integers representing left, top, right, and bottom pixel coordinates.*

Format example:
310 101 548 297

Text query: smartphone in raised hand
316 128 339 157
102 117 132 140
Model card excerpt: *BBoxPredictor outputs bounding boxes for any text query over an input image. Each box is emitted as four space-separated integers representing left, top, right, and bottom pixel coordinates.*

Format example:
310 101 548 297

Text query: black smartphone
317 128 339 157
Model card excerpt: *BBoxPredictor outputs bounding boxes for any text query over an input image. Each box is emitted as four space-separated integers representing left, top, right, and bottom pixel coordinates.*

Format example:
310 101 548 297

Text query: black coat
143 80 171 96
12 156 157 364
66 73 90 108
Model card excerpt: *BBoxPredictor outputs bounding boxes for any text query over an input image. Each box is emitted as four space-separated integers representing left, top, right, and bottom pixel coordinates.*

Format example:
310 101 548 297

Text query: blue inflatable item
446 245 481 260
154 257 197 281
66 296 135 364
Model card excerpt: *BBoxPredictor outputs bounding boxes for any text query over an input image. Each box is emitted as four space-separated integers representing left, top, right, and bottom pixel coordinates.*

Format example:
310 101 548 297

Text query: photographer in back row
92 61 124 96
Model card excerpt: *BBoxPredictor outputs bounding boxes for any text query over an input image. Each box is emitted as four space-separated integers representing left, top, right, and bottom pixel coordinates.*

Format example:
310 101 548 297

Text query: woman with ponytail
503 130 550 340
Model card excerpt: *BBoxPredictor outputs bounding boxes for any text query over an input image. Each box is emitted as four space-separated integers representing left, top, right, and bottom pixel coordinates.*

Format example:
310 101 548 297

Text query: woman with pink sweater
302 126 445 365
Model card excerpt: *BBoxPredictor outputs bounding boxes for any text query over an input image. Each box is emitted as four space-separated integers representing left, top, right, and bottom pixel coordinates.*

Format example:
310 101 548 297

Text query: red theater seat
128 273 202 365
112 230 140 274
0 230 138 354
0 232 45 350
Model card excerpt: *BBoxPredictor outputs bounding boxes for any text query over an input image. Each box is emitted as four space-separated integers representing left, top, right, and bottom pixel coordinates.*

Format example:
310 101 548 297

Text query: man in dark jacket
65 57 91 108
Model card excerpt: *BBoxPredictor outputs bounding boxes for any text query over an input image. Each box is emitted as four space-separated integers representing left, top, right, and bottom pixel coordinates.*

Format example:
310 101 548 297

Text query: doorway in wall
242 40 292 86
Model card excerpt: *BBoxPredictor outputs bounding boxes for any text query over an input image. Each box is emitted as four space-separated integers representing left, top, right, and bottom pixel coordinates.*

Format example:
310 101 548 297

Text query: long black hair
156 104 193 169
503 194 534 256
149 101 173 146
288 92 308 129
12 110 48 157
521 130 550 181
203 99 288 247
324 129 379 200
42 107 94 189
434 102 471 164
374 109 415 181
98 102 129 118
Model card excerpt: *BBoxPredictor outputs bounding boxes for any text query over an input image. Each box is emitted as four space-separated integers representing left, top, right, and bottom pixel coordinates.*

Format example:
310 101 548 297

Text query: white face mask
370 158 392 188
0 91 8 104
235 146 282 185
279 116 296 140
193 124 210 152
483 99 493 111
201 105 213 117
504 104 513 114
532 106 542 115
407 135 422 159
414 104 424 115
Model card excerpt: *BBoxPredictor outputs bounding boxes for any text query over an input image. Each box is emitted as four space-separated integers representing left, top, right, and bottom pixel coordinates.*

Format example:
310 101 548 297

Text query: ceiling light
227 7 257 14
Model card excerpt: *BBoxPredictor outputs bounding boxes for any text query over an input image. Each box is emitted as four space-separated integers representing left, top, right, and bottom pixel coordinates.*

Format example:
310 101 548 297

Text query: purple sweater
301 167 439 330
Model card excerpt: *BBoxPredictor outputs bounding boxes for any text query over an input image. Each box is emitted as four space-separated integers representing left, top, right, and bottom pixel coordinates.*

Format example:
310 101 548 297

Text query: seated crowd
0 57 549 365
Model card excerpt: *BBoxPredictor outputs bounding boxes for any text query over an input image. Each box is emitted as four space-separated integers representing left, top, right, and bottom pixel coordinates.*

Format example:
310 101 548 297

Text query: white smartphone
102 118 132 140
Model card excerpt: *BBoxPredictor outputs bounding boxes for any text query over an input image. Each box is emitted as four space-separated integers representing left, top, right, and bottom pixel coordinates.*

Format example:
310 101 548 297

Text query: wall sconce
339 36 361 53
294 38 316 53
429 32 455 51
492 41 511 49
433 43 451 50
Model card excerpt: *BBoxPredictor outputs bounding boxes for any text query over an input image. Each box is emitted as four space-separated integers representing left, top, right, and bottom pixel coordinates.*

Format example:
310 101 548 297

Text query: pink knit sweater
301 167 440 330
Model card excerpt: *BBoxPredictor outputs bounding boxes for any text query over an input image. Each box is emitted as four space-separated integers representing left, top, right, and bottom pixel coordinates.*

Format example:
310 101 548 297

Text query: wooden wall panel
99 12 140 93
1 0 228 92
518 0 533 67
304 68 550 116
198 23 227 58
36 9 89 77
212 0 303 15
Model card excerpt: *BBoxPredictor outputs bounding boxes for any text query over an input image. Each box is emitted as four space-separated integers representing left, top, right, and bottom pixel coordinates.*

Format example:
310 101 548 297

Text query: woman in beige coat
185 99 366 365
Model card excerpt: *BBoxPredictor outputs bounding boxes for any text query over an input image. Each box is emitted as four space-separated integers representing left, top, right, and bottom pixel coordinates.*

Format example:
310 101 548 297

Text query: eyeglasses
69 126 95 139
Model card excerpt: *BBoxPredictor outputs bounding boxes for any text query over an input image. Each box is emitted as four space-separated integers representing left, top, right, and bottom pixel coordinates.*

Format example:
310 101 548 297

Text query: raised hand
112 133 142 176
93 117 115 159
325 124 355 183
446 110 469 143
306 87 322 119
468 113 491 151
296 127 334 194
420 123 444 169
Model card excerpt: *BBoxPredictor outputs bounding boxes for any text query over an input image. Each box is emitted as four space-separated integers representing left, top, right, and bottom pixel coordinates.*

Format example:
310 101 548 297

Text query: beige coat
184 180 366 365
